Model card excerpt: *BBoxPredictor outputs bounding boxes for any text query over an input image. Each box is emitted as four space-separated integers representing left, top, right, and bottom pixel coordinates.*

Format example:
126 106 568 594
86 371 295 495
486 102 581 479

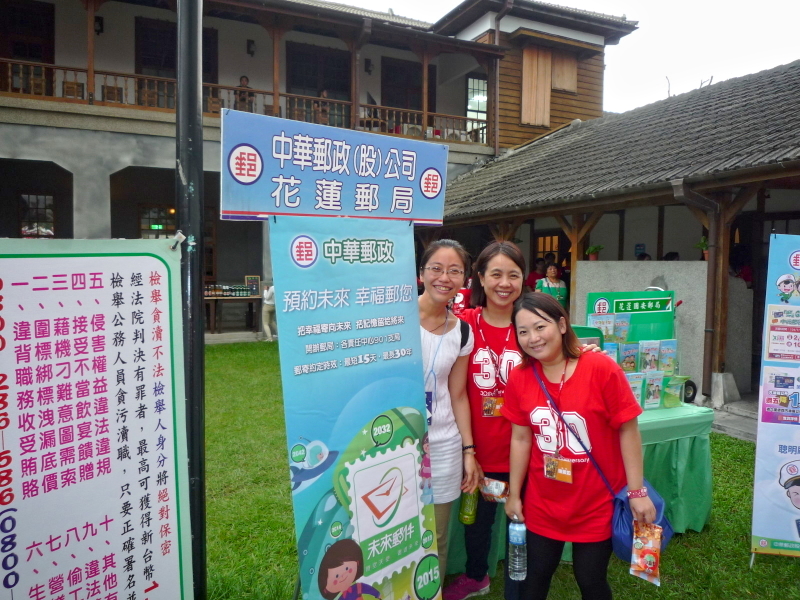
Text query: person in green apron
535 263 568 310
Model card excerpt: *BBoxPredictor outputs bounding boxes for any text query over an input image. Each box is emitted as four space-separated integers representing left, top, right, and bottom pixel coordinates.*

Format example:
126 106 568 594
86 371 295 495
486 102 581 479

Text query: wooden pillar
347 19 371 130
487 57 497 150
527 218 536 268
271 28 283 116
617 210 625 260
350 43 359 129
712 198 730 373
554 210 604 315
656 206 665 259
711 184 761 372
421 50 429 137
86 0 96 104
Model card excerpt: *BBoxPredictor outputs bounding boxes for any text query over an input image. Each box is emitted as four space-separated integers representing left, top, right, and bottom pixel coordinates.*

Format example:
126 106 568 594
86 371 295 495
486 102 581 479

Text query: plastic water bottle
508 520 527 581
458 490 479 525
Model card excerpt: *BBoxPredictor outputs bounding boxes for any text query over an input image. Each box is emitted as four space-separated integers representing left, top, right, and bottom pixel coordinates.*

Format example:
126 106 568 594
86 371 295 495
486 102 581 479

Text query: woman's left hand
580 343 603 353
629 496 657 524
461 454 481 494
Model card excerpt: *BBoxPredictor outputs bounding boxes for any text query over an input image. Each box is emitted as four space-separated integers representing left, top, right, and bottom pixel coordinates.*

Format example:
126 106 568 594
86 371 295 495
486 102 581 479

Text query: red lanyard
536 358 570 410
475 308 512 392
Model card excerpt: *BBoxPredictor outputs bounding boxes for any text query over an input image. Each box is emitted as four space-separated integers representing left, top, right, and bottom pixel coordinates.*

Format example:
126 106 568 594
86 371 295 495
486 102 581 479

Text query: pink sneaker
443 574 490 600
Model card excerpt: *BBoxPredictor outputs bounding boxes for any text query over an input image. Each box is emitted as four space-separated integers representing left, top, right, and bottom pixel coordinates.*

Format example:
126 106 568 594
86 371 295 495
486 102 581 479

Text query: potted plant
585 245 604 261
695 236 709 261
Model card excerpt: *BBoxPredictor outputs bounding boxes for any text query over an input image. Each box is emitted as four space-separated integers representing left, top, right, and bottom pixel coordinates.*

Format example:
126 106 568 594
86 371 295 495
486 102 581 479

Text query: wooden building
0 0 636 279
440 60 800 399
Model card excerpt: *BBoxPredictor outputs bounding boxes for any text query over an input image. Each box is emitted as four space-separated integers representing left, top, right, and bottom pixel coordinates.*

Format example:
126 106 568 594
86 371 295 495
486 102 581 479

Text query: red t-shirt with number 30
501 351 642 542
461 308 523 473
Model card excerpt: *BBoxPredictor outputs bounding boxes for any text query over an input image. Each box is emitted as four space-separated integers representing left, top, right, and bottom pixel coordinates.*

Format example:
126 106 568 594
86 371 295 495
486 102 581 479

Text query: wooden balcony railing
429 112 488 144
0 59 488 145
0 59 88 100
282 93 351 129
95 71 177 109
204 83 274 115
356 105 487 144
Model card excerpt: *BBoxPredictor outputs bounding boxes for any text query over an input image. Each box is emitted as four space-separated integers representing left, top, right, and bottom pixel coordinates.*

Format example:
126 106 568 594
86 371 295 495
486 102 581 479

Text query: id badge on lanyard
542 363 572 484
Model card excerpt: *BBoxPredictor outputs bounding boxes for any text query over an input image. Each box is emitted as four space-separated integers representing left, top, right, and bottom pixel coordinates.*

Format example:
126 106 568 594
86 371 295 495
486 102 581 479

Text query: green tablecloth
446 404 714 574
639 404 714 533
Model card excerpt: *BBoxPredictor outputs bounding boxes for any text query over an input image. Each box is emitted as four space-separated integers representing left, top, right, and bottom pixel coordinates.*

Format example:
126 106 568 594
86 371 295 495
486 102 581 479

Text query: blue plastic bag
611 479 674 561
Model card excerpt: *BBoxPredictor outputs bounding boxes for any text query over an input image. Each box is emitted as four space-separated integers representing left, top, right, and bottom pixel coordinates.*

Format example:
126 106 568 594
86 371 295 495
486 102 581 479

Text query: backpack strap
459 318 470 350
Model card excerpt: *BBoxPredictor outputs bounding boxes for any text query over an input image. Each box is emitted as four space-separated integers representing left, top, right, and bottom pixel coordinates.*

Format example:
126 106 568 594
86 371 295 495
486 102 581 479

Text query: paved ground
711 392 757 442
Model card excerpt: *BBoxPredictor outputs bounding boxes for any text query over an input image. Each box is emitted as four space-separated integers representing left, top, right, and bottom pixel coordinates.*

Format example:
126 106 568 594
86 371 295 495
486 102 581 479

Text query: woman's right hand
505 495 525 523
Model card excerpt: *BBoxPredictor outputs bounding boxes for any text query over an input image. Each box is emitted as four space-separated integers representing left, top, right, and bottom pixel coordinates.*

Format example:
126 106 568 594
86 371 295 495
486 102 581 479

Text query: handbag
532 365 674 561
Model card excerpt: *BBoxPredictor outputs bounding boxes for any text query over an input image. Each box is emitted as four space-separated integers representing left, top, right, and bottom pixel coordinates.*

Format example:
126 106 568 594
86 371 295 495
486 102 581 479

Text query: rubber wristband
627 487 648 499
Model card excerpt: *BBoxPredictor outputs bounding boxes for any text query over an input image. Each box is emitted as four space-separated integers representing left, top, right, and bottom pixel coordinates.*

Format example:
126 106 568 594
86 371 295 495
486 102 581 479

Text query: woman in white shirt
418 239 480 576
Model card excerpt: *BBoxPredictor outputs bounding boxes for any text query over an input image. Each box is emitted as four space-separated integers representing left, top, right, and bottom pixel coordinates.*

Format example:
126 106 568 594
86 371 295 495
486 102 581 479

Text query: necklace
424 311 449 334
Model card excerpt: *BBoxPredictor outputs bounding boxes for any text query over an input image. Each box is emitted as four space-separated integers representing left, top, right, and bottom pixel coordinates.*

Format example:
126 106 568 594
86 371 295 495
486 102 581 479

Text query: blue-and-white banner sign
221 110 448 225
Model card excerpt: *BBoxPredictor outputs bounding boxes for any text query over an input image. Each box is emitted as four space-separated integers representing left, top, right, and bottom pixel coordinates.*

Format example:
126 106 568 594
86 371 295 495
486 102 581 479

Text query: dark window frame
380 56 436 112
285 41 351 100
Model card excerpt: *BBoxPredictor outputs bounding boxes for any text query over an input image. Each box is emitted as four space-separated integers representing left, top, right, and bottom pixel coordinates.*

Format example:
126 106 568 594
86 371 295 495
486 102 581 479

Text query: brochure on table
586 291 684 410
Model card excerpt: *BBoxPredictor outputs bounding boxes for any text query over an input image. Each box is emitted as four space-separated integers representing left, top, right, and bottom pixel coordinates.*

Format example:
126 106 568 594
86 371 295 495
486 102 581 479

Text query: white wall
455 12 605 46
586 212 619 260
765 189 800 212
663 205 703 260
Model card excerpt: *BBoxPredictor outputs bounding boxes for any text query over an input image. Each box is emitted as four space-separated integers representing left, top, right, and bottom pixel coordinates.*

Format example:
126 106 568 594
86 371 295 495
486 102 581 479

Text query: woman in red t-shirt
444 241 526 600
501 293 655 600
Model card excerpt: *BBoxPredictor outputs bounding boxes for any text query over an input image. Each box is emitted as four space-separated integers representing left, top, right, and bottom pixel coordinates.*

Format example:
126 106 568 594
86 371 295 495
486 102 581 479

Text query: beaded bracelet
462 444 476 452
627 487 648 499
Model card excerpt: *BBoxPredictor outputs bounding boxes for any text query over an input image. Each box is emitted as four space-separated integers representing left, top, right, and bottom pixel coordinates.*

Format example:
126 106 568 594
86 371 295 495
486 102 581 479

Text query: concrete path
711 392 757 443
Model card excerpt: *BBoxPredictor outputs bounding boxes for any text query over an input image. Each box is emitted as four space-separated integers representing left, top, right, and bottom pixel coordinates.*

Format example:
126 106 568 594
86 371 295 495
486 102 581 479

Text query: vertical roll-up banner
752 233 800 557
222 109 448 599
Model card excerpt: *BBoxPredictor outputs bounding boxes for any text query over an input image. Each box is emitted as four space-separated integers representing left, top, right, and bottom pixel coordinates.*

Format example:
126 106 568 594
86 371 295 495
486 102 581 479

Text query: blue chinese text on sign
221 110 448 225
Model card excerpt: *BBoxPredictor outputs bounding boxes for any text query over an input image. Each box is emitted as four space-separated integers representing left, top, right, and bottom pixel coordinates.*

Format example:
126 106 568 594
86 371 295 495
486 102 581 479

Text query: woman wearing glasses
418 239 481 577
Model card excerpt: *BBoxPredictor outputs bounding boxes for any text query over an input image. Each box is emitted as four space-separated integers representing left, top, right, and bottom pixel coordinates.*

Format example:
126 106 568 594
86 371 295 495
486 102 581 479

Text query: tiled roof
445 60 800 221
280 0 432 29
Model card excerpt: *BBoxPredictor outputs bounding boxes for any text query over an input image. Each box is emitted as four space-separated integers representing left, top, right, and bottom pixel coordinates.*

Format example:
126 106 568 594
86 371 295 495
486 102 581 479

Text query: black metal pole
176 0 206 598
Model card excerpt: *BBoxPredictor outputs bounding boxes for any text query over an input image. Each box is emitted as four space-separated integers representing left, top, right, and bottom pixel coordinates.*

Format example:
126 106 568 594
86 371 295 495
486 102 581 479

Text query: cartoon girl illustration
777 274 796 303
419 433 433 504
318 539 381 600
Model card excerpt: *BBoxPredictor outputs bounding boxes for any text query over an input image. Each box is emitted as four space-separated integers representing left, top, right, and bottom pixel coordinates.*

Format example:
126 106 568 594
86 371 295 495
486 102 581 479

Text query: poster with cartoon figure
272 216 442 600
752 235 800 556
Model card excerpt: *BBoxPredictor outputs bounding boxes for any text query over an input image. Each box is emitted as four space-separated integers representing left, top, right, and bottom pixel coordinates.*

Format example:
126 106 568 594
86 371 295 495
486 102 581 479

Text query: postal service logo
790 251 800 270
228 143 263 185
419 168 443 199
290 235 318 268
593 297 610 314
789 463 799 476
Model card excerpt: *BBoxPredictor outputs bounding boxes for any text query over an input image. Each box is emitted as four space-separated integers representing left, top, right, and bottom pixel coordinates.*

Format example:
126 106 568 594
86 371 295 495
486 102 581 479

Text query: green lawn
206 343 797 599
